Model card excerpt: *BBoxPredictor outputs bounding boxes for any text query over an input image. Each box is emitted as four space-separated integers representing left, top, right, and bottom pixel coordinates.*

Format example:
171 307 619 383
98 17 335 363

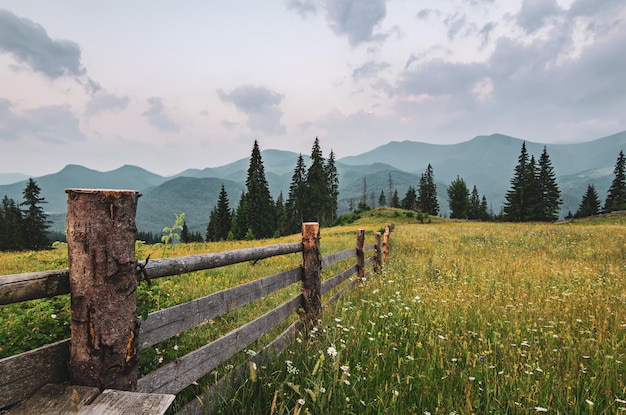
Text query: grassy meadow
1 209 625 414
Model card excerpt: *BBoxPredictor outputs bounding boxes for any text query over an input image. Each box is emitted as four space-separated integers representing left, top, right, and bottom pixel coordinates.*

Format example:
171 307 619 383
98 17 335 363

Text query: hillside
1 132 625 235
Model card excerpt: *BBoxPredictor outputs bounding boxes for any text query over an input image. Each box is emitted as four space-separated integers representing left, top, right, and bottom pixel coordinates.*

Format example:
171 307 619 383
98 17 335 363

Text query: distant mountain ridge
1 132 625 235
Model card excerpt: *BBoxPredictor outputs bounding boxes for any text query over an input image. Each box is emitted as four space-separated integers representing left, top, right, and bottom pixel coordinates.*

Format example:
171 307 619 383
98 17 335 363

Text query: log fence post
65 189 141 391
374 232 382 273
301 222 322 329
383 224 390 261
356 229 365 280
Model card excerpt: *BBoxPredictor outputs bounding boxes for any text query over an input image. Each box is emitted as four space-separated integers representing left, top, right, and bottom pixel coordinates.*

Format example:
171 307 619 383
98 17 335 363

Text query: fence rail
0 189 393 413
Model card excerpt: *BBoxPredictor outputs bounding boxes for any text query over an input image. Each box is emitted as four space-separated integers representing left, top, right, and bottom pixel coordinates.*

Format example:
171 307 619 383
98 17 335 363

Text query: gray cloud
0 98 85 143
394 3 626 141
217 85 286 135
324 0 388 46
287 0 319 18
516 0 561 33
352 60 390 82
0 9 99 92
478 22 497 47
142 97 180 133
85 91 129 117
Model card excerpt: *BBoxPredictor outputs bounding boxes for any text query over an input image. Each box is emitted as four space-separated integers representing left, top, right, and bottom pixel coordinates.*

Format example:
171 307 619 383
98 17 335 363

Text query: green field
1 210 625 414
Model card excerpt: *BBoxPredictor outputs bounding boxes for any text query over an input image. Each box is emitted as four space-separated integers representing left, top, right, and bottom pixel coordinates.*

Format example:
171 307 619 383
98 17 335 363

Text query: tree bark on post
383 224 390 261
356 229 365 281
374 232 382 273
301 222 321 330
66 189 141 391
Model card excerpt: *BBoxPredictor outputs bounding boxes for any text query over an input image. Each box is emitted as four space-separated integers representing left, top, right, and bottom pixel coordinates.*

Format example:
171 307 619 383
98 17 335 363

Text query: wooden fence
0 189 393 414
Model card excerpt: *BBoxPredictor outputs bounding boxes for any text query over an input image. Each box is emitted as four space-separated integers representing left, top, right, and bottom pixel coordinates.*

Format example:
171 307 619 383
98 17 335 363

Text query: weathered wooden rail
0 189 393 414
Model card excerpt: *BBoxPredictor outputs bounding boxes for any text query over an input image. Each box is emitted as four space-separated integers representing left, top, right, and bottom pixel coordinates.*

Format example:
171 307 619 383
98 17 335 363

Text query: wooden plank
0 242 301 306
0 269 69 305
321 265 357 295
324 279 358 307
140 242 302 281
139 267 301 349
3 384 100 415
364 244 375 253
137 295 302 395
321 248 355 268
177 320 303 415
0 340 70 409
3 384 174 415
81 389 174 415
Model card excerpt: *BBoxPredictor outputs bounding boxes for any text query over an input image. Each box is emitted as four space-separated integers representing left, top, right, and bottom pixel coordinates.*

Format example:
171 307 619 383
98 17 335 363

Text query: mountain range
1 131 625 236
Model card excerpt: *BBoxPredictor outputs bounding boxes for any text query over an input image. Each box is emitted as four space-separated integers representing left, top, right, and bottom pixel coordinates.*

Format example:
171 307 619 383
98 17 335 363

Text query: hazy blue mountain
2 132 626 236
0 172 29 185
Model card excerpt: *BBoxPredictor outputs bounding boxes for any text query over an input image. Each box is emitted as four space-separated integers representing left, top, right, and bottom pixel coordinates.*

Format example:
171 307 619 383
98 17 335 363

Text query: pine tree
604 150 626 213
447 176 470 219
20 178 50 250
206 184 233 241
305 137 331 223
0 196 24 251
536 146 562 221
480 195 490 221
181 221 190 243
285 154 307 235
378 190 386 207
468 185 481 220
418 164 439 216
244 140 275 239
391 189 400 209
231 191 249 240
575 184 601 218
401 186 418 210
504 142 539 221
274 192 286 237
326 150 339 222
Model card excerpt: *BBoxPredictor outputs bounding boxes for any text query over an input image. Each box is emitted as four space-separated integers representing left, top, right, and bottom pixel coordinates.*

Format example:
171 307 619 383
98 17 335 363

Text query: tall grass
217 218 626 414
1 212 625 414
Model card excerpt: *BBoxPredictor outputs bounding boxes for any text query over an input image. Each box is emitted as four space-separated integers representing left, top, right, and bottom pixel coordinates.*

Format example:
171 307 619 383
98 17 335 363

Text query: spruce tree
391 189 400 209
215 184 232 240
575 184 601 218
274 192 286 237
0 196 23 251
418 164 439 216
305 137 331 223
326 150 339 222
181 221 190 243
244 140 275 239
378 190 386 207
468 185 481 220
207 184 232 241
20 178 50 250
447 176 470 219
401 186 418 210
537 146 562 221
480 195 490 220
285 154 307 235
604 150 626 213
504 142 537 221
231 191 249 240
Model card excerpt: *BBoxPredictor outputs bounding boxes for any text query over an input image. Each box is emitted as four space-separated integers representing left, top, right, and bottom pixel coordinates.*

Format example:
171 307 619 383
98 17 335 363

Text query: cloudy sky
1 0 625 177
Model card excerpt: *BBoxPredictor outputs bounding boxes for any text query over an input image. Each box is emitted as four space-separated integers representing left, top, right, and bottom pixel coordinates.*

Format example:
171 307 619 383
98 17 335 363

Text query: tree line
205 138 339 242
3 141 626 251
0 179 51 251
